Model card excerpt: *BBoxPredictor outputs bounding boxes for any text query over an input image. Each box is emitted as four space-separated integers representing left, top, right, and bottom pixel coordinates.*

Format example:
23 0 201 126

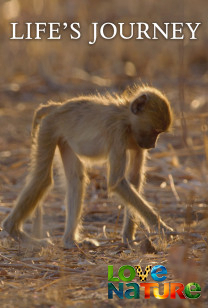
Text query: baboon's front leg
108 146 173 236
123 148 146 244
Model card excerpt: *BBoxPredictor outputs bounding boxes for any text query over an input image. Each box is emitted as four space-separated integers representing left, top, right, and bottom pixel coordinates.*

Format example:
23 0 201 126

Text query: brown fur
2 85 173 247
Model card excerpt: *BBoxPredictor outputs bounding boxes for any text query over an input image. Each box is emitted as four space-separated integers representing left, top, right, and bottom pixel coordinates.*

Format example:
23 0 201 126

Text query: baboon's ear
131 94 148 115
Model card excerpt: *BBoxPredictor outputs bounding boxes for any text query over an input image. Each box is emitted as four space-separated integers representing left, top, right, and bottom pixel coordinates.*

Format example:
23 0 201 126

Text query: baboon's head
129 87 173 149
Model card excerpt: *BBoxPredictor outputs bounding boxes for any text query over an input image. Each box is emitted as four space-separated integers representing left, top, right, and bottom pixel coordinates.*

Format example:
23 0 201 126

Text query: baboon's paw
37 237 53 247
63 238 77 249
122 239 139 249
2 217 13 234
161 225 175 241
122 233 135 244
15 231 53 248
80 238 99 248
153 222 174 239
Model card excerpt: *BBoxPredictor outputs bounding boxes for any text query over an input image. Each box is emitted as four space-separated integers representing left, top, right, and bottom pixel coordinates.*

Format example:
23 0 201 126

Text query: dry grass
0 84 207 307
0 0 208 307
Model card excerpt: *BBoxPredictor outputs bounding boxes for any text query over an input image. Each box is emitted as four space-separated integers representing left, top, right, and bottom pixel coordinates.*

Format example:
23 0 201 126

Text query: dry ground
0 81 207 307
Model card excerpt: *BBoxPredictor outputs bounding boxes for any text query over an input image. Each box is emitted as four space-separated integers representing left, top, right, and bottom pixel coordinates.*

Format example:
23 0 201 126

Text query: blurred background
0 1 207 306
0 0 207 101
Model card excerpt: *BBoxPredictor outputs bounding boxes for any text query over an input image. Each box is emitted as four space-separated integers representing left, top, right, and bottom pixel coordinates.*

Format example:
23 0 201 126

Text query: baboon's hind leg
2 117 56 247
59 141 86 248
59 141 99 248
32 205 43 239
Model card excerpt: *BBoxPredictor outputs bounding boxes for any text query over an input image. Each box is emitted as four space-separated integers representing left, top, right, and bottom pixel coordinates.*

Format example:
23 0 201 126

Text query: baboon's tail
32 102 60 139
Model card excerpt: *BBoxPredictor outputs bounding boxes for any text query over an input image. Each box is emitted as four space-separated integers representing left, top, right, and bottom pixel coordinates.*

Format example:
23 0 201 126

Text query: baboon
2 85 173 248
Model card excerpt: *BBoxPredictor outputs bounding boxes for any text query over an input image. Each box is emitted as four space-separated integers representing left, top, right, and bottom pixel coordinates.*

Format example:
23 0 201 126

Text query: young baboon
2 85 173 248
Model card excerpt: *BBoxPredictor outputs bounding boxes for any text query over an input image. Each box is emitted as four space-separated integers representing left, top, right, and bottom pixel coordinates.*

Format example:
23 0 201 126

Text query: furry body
2 86 173 247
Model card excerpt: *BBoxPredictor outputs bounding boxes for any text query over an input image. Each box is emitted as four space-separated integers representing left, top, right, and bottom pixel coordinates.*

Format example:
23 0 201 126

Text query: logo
108 265 201 299
135 265 152 281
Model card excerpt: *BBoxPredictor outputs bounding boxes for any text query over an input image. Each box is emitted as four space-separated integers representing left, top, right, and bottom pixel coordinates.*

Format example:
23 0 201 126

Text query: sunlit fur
127 86 173 132
2 85 173 248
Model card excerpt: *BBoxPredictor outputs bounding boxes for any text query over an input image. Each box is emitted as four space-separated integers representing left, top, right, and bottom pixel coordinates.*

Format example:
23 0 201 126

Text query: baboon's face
129 116 163 149
135 128 162 149
129 91 172 149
